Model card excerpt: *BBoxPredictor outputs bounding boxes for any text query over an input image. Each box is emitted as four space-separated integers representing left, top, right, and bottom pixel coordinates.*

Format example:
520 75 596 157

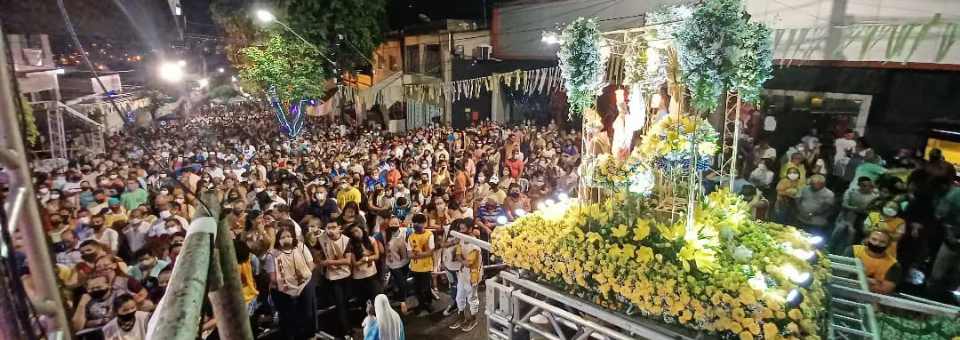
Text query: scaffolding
0 26 73 340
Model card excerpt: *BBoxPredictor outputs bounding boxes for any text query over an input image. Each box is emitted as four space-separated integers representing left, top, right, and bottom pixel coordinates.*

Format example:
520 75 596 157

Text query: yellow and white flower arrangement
492 190 829 340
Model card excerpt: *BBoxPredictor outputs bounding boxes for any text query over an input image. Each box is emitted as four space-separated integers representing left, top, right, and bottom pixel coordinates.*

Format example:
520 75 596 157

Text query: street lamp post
256 10 336 66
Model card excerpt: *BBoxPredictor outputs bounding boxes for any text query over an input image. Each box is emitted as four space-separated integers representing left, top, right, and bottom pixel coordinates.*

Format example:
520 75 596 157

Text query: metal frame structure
0 26 73 340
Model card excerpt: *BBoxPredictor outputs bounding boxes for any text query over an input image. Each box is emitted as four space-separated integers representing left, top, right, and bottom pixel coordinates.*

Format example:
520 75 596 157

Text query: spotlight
808 235 824 247
557 193 569 201
218 67 225 73
786 289 804 307
496 216 508 225
158 62 184 83
256 10 276 23
545 199 556 206
541 31 561 45
793 272 813 288
515 209 527 217
178 60 186 67
792 249 817 262
198 78 209 88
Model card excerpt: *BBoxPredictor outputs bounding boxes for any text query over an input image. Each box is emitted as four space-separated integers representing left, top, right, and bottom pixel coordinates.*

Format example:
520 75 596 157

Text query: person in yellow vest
862 201 905 258
448 222 483 332
406 213 436 315
845 230 901 295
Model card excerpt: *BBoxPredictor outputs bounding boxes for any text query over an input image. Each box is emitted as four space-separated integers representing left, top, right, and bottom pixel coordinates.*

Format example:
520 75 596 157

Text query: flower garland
558 18 608 117
734 21 774 104
637 114 719 172
492 189 829 340
623 35 649 86
673 0 745 113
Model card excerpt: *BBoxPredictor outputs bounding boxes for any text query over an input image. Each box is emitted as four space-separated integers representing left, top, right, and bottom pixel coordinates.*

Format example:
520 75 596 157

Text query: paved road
395 290 490 340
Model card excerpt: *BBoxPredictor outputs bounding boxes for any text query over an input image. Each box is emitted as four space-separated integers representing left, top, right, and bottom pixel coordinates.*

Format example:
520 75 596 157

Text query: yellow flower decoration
585 232 602 244
635 246 654 263
727 320 744 334
788 309 803 321
732 307 746 321
763 323 779 339
786 322 799 334
739 331 754 340
633 218 650 241
611 224 629 238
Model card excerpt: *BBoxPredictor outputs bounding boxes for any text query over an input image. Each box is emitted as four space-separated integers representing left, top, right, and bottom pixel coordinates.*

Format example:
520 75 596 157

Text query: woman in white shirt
101 294 151 340
266 221 316 340
748 159 775 190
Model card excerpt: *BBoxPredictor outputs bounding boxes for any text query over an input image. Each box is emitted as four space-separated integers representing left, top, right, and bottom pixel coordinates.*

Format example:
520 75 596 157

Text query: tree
209 85 241 100
282 0 387 71
238 35 327 102
210 0 272 65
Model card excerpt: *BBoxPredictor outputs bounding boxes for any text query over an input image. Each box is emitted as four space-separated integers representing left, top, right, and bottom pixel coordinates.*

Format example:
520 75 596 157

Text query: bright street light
198 78 209 88
231 76 237 82
217 67 225 73
159 62 183 83
177 60 186 67
256 10 276 23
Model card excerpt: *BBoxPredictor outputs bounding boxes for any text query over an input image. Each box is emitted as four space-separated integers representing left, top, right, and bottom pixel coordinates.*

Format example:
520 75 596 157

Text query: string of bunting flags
337 66 564 107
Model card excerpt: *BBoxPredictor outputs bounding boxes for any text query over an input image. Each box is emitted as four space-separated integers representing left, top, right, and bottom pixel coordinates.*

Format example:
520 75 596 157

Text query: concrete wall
494 0 960 65
372 40 403 85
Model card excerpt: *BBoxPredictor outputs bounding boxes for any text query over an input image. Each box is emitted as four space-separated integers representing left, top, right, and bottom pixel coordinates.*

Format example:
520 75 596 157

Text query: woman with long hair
265 220 316 340
348 224 382 306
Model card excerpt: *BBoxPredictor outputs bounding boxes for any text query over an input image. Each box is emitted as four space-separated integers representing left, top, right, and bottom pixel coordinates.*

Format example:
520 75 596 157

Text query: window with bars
423 44 442 77
404 45 420 73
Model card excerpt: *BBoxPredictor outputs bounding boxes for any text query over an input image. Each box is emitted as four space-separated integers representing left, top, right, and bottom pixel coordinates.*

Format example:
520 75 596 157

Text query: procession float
450 0 960 339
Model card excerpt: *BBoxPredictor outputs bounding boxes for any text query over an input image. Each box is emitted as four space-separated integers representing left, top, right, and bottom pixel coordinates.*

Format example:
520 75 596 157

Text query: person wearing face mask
774 168 805 224
104 198 129 229
94 255 153 309
102 294 151 340
861 201 905 258
503 184 531 222
739 185 769 221
795 175 835 235
406 214 436 316
122 209 153 254
844 230 901 295
335 178 361 210
55 229 83 268
87 214 121 254
375 216 413 314
72 275 117 329
120 178 148 212
347 224 382 307
78 181 97 208
316 220 352 338
265 221 316 340
127 248 169 281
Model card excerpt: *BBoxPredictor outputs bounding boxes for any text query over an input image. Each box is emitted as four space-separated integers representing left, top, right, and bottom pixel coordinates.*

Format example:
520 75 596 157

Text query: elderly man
796 175 835 235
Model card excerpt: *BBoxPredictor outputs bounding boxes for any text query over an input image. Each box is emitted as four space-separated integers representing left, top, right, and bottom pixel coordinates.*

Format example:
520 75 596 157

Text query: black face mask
867 242 888 254
91 223 104 230
117 312 136 323
509 192 520 198
81 253 98 262
88 289 108 300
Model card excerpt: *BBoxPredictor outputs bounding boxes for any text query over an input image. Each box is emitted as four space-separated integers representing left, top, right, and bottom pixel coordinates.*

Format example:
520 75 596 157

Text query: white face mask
254 187 264 193
78 217 90 225
49 194 60 199
316 193 326 200
882 207 898 217
787 173 800 180
160 190 169 195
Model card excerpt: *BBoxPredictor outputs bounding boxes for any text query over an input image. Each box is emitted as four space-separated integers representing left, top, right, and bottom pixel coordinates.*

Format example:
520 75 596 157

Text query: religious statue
611 86 646 162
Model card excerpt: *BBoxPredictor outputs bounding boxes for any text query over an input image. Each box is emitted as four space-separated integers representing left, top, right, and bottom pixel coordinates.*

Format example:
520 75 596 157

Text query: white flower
732 245 754 262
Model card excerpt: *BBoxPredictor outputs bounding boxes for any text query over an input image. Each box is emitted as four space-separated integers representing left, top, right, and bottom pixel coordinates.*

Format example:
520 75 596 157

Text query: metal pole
728 93 742 191
146 192 219 340
0 27 73 340
207 213 253 340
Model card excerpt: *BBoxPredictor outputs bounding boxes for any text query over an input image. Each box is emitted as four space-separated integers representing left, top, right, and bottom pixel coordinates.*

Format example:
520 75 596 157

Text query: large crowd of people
728 127 960 300
7 103 960 340
18 106 582 340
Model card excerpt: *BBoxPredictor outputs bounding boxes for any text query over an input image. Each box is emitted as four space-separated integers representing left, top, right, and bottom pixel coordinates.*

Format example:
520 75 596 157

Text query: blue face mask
412 223 424 233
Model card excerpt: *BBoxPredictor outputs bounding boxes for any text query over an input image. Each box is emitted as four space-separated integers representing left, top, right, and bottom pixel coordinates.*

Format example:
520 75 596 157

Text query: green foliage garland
558 18 608 117
674 0 745 113
623 35 648 86
239 35 327 102
733 21 774 104
19 96 38 147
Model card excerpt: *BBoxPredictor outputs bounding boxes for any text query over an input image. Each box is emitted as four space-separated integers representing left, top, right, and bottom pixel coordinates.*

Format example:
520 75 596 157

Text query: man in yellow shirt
407 213 436 315
335 177 361 210
845 230 900 295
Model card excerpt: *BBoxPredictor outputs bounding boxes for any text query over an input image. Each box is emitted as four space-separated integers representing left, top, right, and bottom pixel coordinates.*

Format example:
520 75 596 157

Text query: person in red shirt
386 160 402 187
504 149 524 180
